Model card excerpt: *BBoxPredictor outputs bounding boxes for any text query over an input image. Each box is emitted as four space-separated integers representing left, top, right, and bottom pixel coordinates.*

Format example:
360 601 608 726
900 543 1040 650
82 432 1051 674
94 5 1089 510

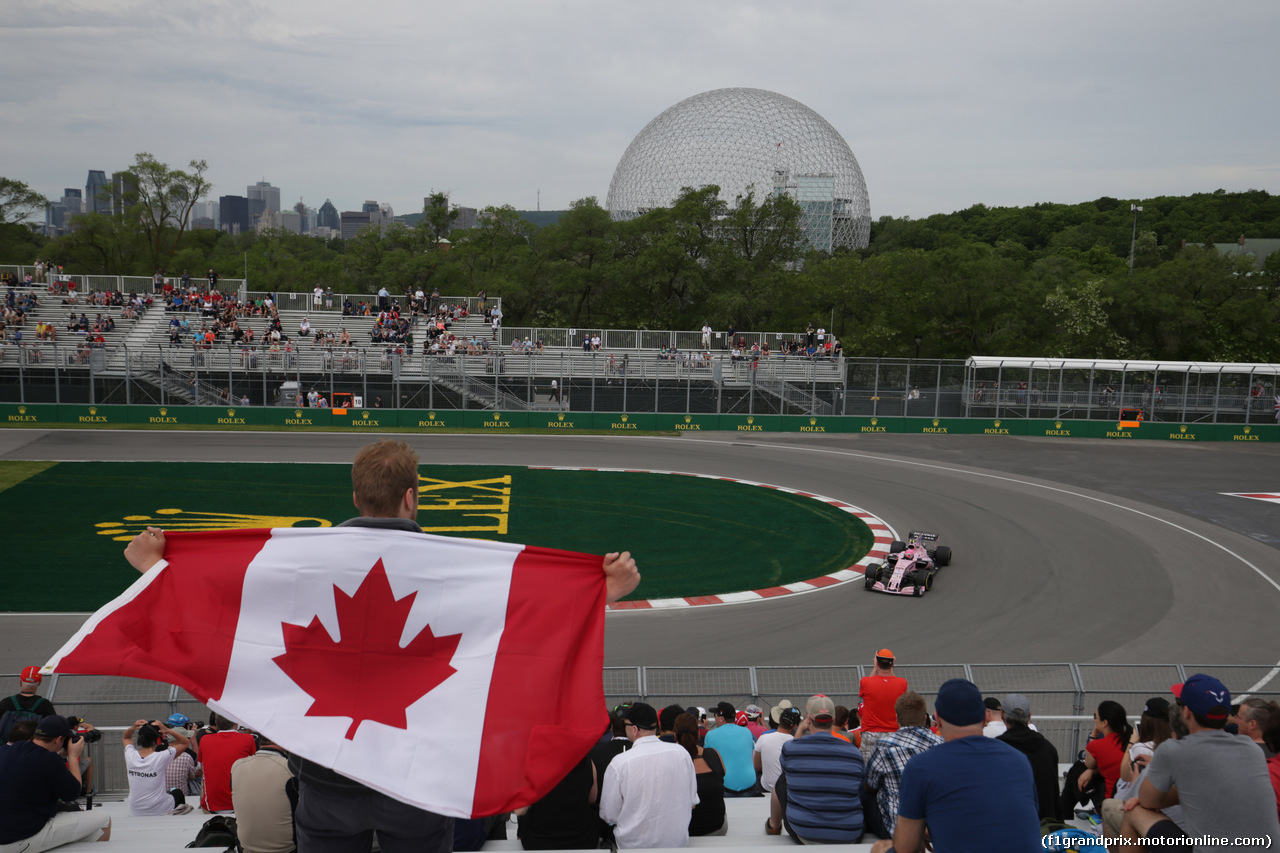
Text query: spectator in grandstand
657 704 685 743
1102 697 1173 842
1234 698 1280 757
598 701 698 849
163 715 201 798
588 704 633 848
767 695 865 844
197 711 257 813
861 691 942 839
123 718 194 815
981 696 1006 737
830 706 853 744
1115 698 1171 800
516 753 597 851
299 317 311 337
743 705 767 740
231 731 297 853
675 713 726 837
995 693 1060 822
1 667 56 728
869 678 1039 853
1073 701 1132 816
704 702 757 796
858 649 907 761
1265 714 1280 822
1124 673 1280 843
0 714 111 848
754 706 799 794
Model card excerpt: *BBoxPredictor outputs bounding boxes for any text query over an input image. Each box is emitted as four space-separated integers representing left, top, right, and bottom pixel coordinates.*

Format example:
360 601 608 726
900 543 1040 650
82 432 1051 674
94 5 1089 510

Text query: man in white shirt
599 702 697 849
753 707 800 792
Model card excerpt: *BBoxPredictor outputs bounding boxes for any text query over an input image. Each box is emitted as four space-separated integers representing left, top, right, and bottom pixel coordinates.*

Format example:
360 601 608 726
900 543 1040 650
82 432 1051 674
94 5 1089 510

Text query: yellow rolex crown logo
621 414 629 422
295 409 303 417
428 411 436 419
1180 425 1187 433
1117 422 1123 430
747 416 754 424
870 417 878 425
362 411 370 419
18 406 26 414
94 508 332 541
993 419 1001 428
684 415 692 423
159 407 167 416
227 409 235 417
1055 421 1062 429
1244 426 1252 434
932 418 940 427
809 418 817 425
557 413 565 421
493 412 501 420
89 406 97 415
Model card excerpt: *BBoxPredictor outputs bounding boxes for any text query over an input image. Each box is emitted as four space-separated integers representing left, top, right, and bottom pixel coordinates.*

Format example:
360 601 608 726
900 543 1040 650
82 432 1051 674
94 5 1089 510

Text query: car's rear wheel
934 545 951 566
890 540 907 554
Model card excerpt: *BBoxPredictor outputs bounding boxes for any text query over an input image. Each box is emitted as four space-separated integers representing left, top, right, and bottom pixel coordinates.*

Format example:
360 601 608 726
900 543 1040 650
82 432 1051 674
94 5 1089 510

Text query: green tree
0 178 49 225
125 153 212 270
421 192 461 246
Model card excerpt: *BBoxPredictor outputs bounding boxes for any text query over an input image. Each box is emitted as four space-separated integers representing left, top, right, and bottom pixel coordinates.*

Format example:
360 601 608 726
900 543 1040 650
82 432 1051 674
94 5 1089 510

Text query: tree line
2 157 1278 362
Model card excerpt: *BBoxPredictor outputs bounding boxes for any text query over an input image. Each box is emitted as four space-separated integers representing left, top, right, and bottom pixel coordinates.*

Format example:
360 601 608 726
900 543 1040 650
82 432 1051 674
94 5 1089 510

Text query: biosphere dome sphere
606 88 870 251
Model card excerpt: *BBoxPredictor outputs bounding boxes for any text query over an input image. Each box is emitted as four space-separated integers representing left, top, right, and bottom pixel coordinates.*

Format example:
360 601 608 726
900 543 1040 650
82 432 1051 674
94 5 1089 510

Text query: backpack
0 694 46 742
186 814 240 851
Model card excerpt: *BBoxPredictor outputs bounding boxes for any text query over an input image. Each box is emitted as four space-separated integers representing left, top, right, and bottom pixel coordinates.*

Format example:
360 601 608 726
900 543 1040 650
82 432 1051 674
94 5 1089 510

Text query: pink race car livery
864 531 952 597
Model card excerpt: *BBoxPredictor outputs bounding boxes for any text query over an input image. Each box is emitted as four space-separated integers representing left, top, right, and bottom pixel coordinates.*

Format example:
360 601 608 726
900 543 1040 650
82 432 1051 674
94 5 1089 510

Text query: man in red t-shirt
858 649 908 761
197 712 257 813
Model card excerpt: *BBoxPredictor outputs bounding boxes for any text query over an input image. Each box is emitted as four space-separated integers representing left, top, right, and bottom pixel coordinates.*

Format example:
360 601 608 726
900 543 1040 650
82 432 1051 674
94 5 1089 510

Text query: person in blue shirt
871 678 1039 853
703 702 757 795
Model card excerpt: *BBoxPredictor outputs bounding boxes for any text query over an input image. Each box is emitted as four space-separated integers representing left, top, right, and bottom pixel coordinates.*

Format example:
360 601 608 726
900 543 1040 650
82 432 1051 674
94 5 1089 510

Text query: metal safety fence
8 663 1276 797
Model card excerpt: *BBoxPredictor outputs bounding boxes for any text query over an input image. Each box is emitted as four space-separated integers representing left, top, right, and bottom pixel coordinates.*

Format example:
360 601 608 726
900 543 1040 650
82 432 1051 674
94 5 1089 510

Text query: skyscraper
219 195 250 234
247 181 281 215
317 200 339 230
85 170 108 214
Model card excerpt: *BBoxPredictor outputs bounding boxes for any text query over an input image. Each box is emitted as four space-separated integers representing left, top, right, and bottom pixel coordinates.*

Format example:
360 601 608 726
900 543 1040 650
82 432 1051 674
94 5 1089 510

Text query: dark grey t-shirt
1145 729 1280 849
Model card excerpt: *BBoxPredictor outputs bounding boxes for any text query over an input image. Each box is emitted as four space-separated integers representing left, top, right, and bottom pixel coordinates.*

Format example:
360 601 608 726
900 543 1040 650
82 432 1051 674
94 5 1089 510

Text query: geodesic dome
606 88 870 251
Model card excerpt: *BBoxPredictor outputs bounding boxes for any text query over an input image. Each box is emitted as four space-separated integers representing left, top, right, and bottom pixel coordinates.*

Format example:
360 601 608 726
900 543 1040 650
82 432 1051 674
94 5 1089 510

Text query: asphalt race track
2 429 1278 674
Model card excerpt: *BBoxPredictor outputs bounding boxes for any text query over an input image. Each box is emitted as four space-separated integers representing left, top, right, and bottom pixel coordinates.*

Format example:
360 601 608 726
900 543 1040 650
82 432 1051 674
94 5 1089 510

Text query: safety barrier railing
7 662 1275 796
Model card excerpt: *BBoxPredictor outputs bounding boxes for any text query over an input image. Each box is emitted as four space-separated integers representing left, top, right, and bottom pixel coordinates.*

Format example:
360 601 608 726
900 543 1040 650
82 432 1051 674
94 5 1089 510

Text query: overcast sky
7 0 1278 221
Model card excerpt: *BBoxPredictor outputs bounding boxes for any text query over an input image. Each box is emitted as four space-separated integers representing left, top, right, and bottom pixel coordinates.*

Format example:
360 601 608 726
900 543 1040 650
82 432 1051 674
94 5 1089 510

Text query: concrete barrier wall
2 403 1277 442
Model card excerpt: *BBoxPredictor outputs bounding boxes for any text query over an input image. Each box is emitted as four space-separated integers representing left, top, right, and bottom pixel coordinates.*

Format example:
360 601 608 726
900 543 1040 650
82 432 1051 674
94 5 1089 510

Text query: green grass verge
0 462 872 611
0 461 59 492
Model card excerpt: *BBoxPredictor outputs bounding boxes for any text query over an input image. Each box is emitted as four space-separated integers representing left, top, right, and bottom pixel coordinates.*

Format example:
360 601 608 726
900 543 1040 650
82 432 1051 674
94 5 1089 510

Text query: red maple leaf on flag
272 558 462 739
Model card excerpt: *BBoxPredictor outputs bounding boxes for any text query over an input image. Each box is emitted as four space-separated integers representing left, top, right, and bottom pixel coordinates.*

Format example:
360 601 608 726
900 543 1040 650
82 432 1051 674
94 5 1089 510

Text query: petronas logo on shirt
95 509 332 541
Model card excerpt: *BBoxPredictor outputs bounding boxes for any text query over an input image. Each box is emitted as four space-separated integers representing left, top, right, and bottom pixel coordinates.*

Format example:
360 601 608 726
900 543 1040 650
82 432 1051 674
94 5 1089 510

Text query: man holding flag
53 440 640 853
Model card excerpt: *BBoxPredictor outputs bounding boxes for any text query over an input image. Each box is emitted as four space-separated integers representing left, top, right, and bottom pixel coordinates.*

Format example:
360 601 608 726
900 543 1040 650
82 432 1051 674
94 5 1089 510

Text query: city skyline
7 1 1279 224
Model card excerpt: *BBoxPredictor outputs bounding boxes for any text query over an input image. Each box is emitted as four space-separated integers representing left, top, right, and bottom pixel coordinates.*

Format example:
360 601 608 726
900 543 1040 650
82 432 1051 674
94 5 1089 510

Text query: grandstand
4 267 1278 422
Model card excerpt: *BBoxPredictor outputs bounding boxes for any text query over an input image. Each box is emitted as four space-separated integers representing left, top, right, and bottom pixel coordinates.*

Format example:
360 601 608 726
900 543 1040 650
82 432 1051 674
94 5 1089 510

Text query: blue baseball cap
934 678 985 726
166 713 190 727
1171 674 1230 722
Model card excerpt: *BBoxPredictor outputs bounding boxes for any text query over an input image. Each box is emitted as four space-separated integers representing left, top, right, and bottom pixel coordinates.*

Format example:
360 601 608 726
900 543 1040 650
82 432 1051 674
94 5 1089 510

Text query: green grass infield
0 462 873 611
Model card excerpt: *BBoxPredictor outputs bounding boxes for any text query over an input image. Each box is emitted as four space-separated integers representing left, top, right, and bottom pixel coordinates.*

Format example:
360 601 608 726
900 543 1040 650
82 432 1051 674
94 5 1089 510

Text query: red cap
876 649 895 660
735 711 748 726
20 666 43 684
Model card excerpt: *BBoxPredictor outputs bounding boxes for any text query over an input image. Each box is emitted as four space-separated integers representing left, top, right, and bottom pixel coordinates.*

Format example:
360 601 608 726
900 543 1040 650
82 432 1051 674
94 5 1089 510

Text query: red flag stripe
50 529 271 703
472 545 608 816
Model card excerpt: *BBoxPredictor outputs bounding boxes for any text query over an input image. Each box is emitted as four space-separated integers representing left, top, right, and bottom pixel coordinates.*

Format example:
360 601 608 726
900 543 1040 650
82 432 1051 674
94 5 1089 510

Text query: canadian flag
44 527 609 818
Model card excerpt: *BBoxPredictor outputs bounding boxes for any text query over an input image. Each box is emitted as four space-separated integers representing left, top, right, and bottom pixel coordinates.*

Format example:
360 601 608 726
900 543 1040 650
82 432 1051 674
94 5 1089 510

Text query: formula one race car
864 531 952 597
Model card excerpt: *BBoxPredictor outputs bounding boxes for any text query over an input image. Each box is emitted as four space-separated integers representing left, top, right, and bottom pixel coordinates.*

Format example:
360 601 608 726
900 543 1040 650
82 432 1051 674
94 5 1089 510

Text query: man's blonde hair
352 440 419 517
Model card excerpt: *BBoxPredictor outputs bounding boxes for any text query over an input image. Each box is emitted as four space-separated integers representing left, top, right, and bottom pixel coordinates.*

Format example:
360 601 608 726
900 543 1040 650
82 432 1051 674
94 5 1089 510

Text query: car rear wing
907 531 939 541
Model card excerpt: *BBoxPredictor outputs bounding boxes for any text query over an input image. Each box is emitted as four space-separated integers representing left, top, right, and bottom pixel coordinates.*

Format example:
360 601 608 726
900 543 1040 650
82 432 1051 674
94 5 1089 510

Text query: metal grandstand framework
606 88 871 250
